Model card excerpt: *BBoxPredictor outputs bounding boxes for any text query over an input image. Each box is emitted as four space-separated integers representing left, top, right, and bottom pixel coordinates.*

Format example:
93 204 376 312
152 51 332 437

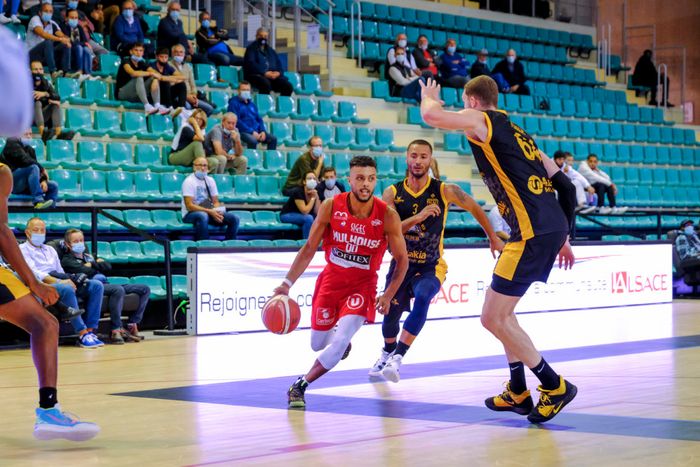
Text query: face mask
68 18 78 28
30 233 45 246
480 58 488 64
194 170 207 180
419 44 428 51
395 55 406 64
201 19 210 29
173 55 184 63
447 46 456 54
130 54 142 62
68 1 78 8
123 9 133 19
71 242 86 255
169 11 180 21
240 90 251 100
397 39 407 48
222 127 231 135
305 179 317 190
20 137 31 145
311 147 323 157
257 37 267 46
684 226 695 235
506 56 516 64
41 13 52 22
325 178 336 189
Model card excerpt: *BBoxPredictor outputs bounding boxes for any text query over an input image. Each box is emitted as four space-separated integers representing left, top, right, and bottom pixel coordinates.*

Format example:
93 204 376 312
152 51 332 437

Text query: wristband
282 278 293 288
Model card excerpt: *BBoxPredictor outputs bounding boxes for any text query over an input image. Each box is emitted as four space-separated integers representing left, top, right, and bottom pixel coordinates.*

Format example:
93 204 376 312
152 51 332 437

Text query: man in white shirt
19 217 105 348
26 2 71 73
488 205 511 241
181 157 240 240
386 33 419 77
578 154 625 214
553 151 596 214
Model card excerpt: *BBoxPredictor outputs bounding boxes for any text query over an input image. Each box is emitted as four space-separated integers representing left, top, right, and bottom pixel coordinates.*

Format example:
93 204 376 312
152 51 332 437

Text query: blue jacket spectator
195 10 242 67
227 81 278 150
491 48 530 95
157 2 190 55
242 27 293 96
439 38 469 89
111 1 145 56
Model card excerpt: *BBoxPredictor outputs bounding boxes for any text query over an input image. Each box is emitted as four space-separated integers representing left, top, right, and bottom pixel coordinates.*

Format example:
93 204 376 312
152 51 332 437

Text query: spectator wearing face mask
316 166 345 202
388 46 433 103
675 220 700 262
60 8 92 77
157 1 193 57
169 43 214 116
280 171 320 239
169 109 224 173
282 136 325 196
111 0 146 57
470 48 490 79
196 10 242 67
412 34 438 77
439 38 469 89
553 150 596 214
26 2 71 74
386 33 418 78
181 157 240 240
115 42 166 115
242 27 293 96
491 48 530 95
227 80 278 150
203 112 247 175
29 60 75 142
150 47 187 111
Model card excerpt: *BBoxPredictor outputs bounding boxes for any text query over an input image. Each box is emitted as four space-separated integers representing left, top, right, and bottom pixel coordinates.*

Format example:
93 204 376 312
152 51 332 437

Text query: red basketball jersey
322 192 388 280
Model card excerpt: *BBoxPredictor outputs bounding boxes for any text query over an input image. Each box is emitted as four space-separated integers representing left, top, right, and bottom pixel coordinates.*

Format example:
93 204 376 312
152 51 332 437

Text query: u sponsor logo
346 293 365 310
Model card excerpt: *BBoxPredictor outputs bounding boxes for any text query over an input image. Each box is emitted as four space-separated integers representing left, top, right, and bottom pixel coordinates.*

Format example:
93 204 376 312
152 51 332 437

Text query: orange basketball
262 295 301 334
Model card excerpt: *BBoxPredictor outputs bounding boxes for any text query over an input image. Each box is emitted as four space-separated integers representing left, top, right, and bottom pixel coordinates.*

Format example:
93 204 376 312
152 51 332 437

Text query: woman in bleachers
169 109 222 173
195 10 242 67
280 171 320 239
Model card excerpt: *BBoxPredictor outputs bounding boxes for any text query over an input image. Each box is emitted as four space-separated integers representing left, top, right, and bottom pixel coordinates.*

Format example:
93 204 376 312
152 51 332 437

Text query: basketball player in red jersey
273 156 408 409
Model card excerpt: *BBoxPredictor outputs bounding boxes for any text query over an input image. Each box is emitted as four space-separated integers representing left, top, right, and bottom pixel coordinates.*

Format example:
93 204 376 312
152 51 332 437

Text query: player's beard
409 164 428 179
353 188 373 203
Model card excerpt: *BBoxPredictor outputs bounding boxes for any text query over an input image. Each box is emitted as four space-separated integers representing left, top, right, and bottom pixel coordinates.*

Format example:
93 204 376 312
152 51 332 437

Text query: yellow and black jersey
390 177 448 281
466 110 568 242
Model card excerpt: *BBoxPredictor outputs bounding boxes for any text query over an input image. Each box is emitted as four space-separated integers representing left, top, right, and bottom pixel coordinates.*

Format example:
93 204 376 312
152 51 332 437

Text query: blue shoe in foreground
34 404 100 441
527 376 578 424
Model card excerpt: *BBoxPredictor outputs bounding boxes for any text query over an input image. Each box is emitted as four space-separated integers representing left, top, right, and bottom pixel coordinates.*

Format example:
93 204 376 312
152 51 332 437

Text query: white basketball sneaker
368 349 392 377
34 404 100 441
382 354 403 383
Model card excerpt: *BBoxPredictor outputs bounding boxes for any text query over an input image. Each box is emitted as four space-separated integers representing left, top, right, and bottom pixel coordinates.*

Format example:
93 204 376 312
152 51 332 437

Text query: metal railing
655 46 687 109
291 0 335 89
349 0 361 67
597 22 611 76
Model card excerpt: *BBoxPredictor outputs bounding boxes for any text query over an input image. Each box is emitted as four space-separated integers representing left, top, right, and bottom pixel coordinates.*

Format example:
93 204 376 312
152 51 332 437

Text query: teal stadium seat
124 209 159 230
333 101 369 124
123 112 159 140
218 66 240 87
56 78 91 105
170 241 197 262
232 175 256 202
135 144 167 171
77 141 108 169
152 210 186 230
290 97 316 120
257 176 286 203
107 142 136 170
148 114 174 139
311 99 336 122
131 276 166 299
269 96 295 119
46 140 79 170
107 171 137 200
159 173 186 201
94 110 130 138
134 172 161 200
84 79 120 107
48 169 80 199
65 108 93 135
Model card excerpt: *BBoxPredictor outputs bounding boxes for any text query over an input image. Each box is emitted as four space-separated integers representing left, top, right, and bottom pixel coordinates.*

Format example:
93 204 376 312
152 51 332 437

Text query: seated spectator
412 34 438 77
0 133 57 209
227 81 278 150
283 135 325 196
26 2 71 74
632 49 672 106
98 0 123 36
578 153 626 214
111 0 147 57
157 1 193 58
169 109 221 173
61 228 149 344
488 206 511 241
675 220 700 263
115 42 165 115
280 171 320 239
243 27 292 96
169 44 214 115
316 166 345 202
20 218 105 348
181 157 239 240
386 33 418 79
203 112 247 175
388 46 433 103
60 8 92 77
57 2 110 63
470 48 490 79
0 0 21 23
439 38 469 89
491 49 530 95
196 10 242 66
553 150 596 213
31 60 75 142
150 47 187 111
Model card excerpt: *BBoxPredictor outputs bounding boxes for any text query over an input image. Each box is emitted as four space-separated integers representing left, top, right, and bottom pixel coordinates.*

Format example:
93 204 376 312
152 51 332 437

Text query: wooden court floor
1 300 699 466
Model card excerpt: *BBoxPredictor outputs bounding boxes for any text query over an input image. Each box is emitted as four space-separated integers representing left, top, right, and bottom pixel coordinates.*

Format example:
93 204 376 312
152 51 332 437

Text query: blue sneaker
78 332 104 348
34 404 100 441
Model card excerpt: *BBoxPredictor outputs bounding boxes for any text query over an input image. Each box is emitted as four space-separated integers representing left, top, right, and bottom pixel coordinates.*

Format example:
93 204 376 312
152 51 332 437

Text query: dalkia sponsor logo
611 271 669 294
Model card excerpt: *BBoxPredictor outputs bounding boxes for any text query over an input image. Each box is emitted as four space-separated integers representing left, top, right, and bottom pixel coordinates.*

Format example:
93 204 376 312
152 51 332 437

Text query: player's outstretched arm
419 78 485 132
0 167 58 305
273 199 333 296
376 208 408 315
445 183 504 257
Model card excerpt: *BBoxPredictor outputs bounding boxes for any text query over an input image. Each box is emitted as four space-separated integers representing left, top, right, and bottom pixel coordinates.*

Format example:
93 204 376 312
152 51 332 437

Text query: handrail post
90 207 98 258
356 0 362 68
657 63 668 109
327 4 333 89
294 0 301 71
163 239 174 331
271 0 277 49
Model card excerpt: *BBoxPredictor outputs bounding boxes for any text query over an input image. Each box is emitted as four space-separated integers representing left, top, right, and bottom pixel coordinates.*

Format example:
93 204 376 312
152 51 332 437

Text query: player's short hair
25 217 44 230
64 228 82 243
199 10 210 21
157 47 169 56
349 156 376 169
553 150 566 160
408 139 433 153
322 166 336 176
587 153 599 161
131 42 145 51
463 75 499 108
238 80 250 88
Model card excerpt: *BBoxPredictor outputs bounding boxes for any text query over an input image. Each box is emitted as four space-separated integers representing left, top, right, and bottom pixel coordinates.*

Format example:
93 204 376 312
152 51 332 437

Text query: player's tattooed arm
376 208 408 315
445 183 505 257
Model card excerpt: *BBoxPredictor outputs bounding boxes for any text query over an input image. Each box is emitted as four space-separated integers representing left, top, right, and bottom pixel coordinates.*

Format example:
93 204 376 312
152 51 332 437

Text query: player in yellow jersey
420 76 577 423
369 139 504 382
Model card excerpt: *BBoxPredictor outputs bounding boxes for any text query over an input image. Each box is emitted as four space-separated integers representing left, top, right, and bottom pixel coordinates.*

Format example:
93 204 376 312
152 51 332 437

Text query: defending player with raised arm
369 139 504 382
272 156 408 409
419 76 578 423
